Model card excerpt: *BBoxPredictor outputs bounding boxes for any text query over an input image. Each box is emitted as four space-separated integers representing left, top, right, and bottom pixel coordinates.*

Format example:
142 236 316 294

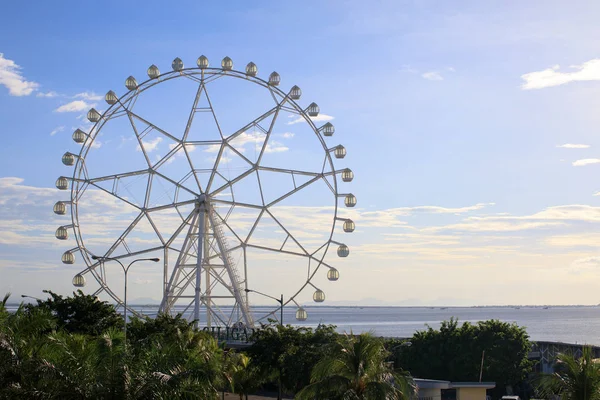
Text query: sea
9 304 600 345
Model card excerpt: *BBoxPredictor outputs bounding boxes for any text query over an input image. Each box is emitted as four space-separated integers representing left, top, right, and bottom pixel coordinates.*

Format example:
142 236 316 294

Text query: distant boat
543 306 550 309
440 307 447 310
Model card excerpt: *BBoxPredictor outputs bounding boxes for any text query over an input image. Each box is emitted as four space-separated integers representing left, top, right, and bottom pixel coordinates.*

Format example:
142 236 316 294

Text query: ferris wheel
53 55 356 327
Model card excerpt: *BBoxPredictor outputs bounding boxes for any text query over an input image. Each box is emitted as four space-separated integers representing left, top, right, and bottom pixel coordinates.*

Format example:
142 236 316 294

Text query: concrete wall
456 387 488 400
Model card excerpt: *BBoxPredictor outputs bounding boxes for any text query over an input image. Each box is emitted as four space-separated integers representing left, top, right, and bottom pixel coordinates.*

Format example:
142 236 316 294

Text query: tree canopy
392 318 533 397
28 290 123 336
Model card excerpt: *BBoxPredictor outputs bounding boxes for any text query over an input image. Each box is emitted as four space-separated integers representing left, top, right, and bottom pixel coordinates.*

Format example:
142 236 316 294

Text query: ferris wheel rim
62 59 349 323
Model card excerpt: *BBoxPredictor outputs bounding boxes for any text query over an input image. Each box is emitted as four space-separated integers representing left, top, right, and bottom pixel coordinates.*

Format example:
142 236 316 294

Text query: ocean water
291 306 600 345
9 304 600 345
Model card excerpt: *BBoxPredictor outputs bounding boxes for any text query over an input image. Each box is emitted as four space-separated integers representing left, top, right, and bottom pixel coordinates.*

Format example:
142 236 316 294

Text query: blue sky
2 0 600 307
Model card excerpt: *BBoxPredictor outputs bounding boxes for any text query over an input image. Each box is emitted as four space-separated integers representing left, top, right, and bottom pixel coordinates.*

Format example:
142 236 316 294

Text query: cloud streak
573 159 600 167
521 59 600 90
55 100 94 113
557 144 590 149
0 53 39 96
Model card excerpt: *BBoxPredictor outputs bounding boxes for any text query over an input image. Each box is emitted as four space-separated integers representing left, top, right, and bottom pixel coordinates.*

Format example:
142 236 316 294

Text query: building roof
451 382 496 389
414 378 452 389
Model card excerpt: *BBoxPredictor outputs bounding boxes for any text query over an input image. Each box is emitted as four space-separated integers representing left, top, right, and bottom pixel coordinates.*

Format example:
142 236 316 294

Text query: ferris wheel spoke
126 114 153 168
264 175 323 208
245 243 308 258
256 106 282 166
264 209 310 256
257 166 321 178
165 207 198 248
201 83 225 139
126 110 181 143
152 170 200 197
101 212 145 258
88 181 143 211
145 198 197 213
209 167 257 198
181 82 205 142
87 169 150 184
210 198 263 210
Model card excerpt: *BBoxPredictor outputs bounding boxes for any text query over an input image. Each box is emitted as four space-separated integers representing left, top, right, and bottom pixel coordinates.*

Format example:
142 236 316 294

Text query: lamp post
91 255 160 341
21 294 41 302
245 288 284 400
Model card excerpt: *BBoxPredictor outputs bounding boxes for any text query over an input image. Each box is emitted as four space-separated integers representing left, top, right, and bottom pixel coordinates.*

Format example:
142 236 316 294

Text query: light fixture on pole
245 288 284 400
91 255 160 341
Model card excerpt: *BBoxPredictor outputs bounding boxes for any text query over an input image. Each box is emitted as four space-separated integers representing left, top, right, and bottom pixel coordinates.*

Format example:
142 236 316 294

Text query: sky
2 0 600 307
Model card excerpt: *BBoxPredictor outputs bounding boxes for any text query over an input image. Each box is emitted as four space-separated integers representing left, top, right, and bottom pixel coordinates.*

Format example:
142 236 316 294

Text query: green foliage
0 293 226 399
225 352 263 400
538 346 600 400
394 318 533 397
245 323 339 393
296 332 415 400
127 312 195 347
29 290 123 336
129 328 224 399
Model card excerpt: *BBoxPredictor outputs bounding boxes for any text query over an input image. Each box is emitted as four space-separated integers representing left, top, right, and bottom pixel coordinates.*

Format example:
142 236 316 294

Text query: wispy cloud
557 144 590 149
570 256 600 274
573 159 600 167
422 71 443 81
55 100 94 113
287 114 335 125
73 92 102 101
36 91 59 98
50 126 65 136
136 137 162 153
0 53 39 96
521 59 600 90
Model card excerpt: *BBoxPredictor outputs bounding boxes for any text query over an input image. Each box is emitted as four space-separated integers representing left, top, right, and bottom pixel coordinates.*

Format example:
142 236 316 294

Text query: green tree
34 328 128 399
395 318 532 398
127 312 195 347
129 328 224 399
227 352 263 400
296 332 415 400
246 323 338 394
538 346 600 400
0 294 57 399
29 290 123 336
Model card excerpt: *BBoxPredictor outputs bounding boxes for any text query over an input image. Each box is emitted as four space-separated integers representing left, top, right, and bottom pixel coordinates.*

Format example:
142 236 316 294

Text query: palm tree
0 294 57 398
129 329 224 399
538 346 600 400
228 353 263 400
296 332 415 400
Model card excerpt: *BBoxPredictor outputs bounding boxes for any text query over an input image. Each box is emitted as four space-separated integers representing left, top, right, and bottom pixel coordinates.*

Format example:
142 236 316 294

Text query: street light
21 294 41 302
92 255 160 341
245 288 284 400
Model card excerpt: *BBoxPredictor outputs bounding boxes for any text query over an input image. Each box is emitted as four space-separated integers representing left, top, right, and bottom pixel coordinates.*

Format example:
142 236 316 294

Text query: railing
208 206 254 326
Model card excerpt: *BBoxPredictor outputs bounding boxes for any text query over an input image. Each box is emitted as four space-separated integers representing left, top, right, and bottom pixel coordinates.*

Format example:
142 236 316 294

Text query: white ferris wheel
53 55 356 327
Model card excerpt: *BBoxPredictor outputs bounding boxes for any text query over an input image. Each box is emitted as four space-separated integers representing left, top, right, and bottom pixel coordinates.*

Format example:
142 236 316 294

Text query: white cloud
594 192 600 197
521 59 600 90
573 158 600 167
557 143 590 149
0 53 39 96
136 137 162 153
55 100 94 113
36 91 59 98
264 141 289 153
279 132 295 139
287 113 335 125
73 92 102 101
50 126 65 136
570 256 600 274
422 71 443 81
